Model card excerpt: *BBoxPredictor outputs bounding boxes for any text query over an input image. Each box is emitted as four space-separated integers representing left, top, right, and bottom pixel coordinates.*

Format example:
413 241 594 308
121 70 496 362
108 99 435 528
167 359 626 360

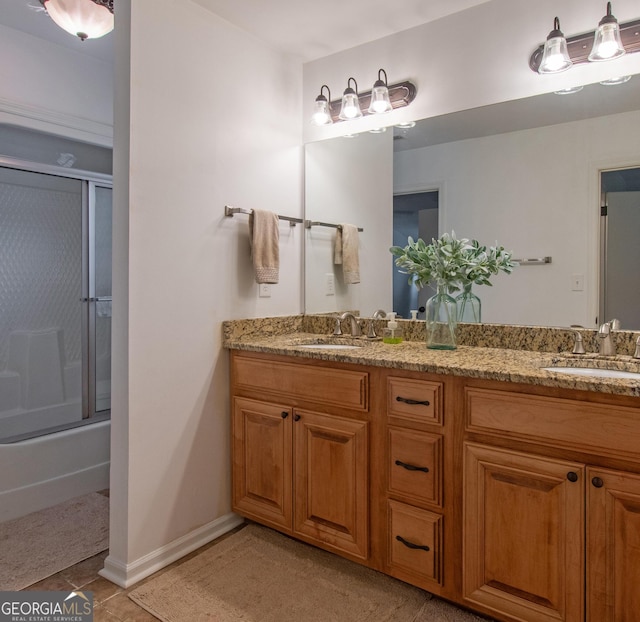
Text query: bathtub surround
0 491 109 591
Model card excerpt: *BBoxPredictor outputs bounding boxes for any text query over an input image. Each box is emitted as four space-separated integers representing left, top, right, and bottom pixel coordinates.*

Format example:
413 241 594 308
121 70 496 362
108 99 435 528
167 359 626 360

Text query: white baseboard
99 512 245 588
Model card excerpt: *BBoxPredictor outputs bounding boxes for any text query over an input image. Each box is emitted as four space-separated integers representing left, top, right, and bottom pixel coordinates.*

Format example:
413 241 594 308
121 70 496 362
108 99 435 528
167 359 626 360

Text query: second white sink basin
543 366 640 380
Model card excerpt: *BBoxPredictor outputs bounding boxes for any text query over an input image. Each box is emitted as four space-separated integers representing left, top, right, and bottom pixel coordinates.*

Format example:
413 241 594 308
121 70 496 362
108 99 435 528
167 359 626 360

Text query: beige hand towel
249 209 280 284
334 224 360 284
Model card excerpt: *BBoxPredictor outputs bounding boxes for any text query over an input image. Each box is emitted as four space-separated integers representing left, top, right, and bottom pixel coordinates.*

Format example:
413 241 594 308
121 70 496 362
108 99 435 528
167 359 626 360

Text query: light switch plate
259 283 271 297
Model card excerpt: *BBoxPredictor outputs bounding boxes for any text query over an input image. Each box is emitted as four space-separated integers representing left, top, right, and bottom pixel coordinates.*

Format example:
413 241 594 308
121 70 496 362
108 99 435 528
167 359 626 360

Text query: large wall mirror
304 76 640 329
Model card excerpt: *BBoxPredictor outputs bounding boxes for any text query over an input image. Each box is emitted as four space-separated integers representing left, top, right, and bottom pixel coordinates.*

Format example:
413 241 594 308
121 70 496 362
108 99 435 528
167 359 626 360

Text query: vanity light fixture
589 2 625 62
311 72 417 126
368 69 393 114
553 85 584 95
39 0 114 41
530 3 640 74
600 74 632 84
538 17 572 74
311 85 333 126
339 78 364 121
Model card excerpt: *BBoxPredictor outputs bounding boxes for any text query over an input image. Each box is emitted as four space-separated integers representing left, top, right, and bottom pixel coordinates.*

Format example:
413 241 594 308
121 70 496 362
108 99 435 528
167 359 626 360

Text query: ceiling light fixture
530 3 640 74
39 0 114 41
311 71 416 126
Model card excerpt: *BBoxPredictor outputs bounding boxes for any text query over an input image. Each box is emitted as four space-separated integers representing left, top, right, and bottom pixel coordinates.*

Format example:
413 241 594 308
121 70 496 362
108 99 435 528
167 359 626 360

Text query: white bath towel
334 224 360 284
249 209 280 284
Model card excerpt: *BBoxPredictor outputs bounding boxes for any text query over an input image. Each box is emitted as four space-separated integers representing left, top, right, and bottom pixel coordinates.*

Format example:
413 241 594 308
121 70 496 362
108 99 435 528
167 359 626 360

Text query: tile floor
20 496 245 622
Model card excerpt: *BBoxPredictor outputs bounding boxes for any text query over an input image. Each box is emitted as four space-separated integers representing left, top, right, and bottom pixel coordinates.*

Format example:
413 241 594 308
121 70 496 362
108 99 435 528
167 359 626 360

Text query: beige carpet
130 524 492 622
0 492 109 591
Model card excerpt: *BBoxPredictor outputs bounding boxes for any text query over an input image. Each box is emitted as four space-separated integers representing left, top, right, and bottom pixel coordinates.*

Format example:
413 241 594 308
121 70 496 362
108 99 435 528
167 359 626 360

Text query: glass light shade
42 0 113 41
600 75 632 85
338 89 363 120
311 97 333 126
367 84 392 114
539 35 572 73
588 22 625 61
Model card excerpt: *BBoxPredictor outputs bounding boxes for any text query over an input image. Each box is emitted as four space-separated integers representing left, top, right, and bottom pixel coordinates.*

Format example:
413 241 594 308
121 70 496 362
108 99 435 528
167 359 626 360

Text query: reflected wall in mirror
305 130 393 317
304 76 640 329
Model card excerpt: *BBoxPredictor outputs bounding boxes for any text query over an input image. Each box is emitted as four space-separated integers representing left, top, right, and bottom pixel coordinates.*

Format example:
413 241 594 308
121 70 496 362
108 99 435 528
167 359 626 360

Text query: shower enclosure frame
0 155 113 437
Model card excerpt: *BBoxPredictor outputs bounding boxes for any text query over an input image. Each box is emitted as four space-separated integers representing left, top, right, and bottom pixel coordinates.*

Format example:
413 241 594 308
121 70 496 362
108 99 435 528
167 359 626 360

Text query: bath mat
129 523 493 622
0 492 109 591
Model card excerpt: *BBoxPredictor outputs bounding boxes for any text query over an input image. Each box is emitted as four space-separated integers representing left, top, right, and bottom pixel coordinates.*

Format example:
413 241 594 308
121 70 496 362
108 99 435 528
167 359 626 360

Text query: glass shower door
89 184 112 415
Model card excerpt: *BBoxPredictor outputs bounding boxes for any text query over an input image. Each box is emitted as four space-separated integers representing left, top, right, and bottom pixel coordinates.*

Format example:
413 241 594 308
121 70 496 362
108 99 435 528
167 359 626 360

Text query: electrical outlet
571 274 584 291
325 273 335 296
259 283 271 298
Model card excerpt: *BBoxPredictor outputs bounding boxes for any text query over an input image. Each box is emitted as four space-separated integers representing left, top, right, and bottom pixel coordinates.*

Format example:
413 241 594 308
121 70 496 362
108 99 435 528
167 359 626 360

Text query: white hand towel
334 224 360 284
249 209 280 284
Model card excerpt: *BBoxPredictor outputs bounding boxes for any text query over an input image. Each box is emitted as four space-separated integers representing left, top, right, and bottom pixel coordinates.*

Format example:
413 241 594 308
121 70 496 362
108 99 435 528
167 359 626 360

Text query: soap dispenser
382 312 403 344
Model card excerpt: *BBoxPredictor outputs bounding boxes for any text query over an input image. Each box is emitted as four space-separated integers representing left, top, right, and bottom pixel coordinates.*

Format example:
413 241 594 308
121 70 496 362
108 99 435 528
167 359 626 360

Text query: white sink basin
298 344 363 350
542 366 640 380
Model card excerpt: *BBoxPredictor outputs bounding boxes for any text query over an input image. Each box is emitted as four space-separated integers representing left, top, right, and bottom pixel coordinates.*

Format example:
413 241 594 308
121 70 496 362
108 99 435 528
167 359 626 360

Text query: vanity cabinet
231 352 370 560
463 382 640 622
383 374 448 593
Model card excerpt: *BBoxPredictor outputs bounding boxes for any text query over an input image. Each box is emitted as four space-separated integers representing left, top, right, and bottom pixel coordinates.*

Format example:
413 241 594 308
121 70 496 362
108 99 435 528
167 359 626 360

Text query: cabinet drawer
388 377 442 425
233 355 368 411
388 427 442 507
466 387 640 459
388 500 442 585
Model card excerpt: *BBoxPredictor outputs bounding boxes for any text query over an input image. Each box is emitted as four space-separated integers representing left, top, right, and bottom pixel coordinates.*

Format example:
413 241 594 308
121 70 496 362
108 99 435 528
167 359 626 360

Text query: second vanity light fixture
530 2 640 74
311 69 416 126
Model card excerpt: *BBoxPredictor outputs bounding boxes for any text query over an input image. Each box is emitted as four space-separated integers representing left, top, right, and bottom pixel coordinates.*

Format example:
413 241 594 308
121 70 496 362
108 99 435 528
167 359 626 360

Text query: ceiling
1 0 494 63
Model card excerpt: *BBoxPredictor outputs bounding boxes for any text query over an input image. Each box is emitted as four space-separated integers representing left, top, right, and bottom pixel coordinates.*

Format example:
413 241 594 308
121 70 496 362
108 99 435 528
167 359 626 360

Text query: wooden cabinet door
588 467 640 622
464 443 584 622
232 397 292 530
293 409 368 559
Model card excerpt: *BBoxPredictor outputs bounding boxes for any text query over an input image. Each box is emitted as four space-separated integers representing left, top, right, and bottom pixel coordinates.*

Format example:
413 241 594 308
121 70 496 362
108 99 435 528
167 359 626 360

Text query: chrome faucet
598 318 620 356
366 309 387 339
568 326 586 354
333 312 363 337
633 336 640 360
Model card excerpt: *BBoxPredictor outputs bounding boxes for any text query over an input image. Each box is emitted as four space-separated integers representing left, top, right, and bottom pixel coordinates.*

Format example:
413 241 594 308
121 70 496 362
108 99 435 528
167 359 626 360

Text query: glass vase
425 282 457 350
456 283 481 323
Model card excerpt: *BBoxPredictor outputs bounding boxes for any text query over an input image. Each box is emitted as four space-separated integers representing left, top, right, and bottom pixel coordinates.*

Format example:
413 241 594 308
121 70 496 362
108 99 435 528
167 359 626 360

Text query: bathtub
0 419 110 522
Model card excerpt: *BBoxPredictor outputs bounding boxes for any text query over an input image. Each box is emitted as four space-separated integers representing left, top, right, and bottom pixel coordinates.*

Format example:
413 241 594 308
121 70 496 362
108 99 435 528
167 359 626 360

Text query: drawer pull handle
592 477 604 488
395 460 429 473
396 535 430 552
281 411 289 419
293 414 301 422
567 471 579 482
396 396 430 406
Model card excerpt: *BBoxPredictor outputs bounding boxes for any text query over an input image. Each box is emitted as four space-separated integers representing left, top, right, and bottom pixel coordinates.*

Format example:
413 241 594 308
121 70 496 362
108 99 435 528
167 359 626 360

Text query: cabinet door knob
395 396 430 406
281 411 289 419
592 476 604 488
567 471 579 482
396 535 430 552
293 414 301 421
395 460 429 473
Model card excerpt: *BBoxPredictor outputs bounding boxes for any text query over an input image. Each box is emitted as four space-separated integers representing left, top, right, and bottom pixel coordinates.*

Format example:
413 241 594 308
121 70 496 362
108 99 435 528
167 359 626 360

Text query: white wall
394 109 640 327
303 0 640 143
0 24 113 146
305 131 393 316
104 0 303 586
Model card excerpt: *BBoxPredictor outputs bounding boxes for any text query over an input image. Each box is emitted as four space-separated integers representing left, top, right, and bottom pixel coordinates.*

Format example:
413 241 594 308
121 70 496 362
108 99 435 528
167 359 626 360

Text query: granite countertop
223 316 640 398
